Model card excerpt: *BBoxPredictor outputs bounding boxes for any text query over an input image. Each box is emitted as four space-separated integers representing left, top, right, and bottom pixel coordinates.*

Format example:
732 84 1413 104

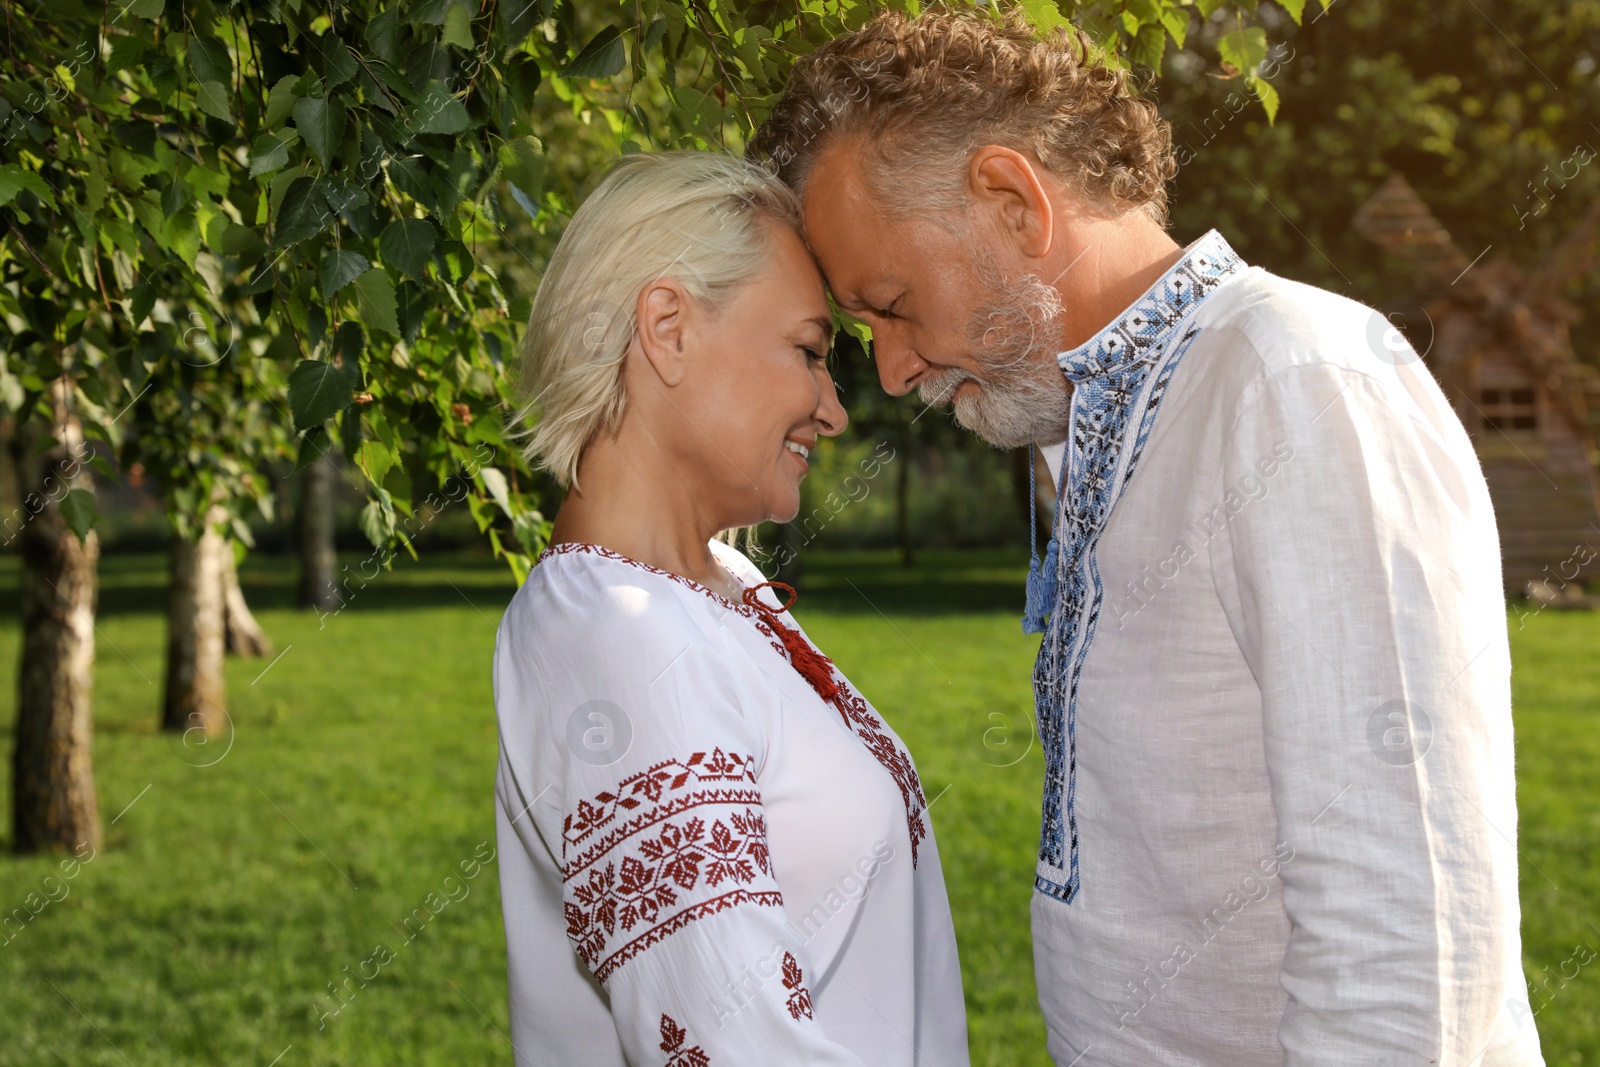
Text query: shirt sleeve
1214 359 1528 1063
559 635 869 1067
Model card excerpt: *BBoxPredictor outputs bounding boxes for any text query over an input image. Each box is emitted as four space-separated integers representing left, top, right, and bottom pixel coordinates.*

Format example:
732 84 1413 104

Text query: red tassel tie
741 582 844 711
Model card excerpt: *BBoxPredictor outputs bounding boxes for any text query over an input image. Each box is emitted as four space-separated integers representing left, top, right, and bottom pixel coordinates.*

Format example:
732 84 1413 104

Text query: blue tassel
1022 536 1058 634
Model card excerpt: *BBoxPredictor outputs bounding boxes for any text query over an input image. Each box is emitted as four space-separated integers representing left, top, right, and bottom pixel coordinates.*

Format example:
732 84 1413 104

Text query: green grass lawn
0 549 1594 1065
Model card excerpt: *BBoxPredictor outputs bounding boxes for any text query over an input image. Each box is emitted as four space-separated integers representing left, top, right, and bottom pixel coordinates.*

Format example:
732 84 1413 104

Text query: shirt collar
1056 229 1245 383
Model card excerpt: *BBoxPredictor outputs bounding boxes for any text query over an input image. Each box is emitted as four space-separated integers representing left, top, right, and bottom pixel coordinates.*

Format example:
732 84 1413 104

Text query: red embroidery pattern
740 582 930 867
829 679 929 868
660 1013 711 1066
781 952 814 1021
542 542 930 867
564 750 760 869
563 750 783 983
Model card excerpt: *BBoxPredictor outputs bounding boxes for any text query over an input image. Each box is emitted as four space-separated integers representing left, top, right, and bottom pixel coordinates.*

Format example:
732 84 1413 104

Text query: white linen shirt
1029 230 1544 1066
493 538 969 1066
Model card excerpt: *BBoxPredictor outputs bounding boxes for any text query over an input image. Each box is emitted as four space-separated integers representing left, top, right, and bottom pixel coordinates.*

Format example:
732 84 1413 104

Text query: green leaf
0 165 56 210
217 221 266 262
1246 73 1281 123
129 282 155 327
498 136 545 200
1195 0 1229 15
248 128 300 177
187 34 233 85
120 0 164 20
318 175 370 215
507 54 541 110
1219 27 1269 76
501 0 547 46
265 75 301 127
379 218 437 280
293 95 347 169
395 280 426 343
1018 0 1072 34
480 466 513 518
341 403 363 461
366 7 405 64
272 176 330 247
107 35 152 74
1277 0 1308 23
441 3 475 49
289 359 355 430
382 462 413 518
162 211 201 269
1123 0 1161 24
188 166 230 198
409 0 459 23
195 81 233 122
268 165 309 226
350 268 399 334
360 491 395 548
335 321 365 375
161 178 190 216
59 489 96 545
386 155 434 208
1160 8 1189 49
295 426 336 472
561 27 626 79
0 368 24 412
644 17 668 53
311 35 360 90
358 439 394 487
1129 23 1166 71
321 249 370 296
408 81 470 135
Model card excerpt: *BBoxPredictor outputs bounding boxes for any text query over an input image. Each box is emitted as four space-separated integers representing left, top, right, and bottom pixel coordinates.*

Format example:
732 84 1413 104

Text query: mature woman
492 151 970 1066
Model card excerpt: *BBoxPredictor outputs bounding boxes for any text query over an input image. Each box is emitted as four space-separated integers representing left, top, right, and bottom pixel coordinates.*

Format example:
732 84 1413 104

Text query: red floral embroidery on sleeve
563 750 784 983
660 1013 711 1066
781 952 815 1021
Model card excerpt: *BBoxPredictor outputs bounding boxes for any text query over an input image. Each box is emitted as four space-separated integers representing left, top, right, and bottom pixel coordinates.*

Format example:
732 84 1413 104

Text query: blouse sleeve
558 627 868 1067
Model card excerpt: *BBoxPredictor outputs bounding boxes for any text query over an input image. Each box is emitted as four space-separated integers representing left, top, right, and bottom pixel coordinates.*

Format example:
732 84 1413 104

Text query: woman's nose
815 369 849 438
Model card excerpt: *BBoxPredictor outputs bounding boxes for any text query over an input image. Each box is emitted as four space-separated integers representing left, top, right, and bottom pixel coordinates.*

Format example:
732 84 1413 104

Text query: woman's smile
784 436 814 475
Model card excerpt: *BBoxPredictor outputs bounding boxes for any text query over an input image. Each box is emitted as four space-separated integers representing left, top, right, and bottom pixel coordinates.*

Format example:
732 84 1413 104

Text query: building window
1480 386 1538 433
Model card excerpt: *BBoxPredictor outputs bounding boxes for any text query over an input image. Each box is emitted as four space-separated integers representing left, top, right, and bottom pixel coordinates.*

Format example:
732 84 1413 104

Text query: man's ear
967 145 1054 260
634 276 691 387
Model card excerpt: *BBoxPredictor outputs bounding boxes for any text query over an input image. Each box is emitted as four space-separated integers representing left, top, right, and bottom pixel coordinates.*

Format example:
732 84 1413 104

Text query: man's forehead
800 153 897 303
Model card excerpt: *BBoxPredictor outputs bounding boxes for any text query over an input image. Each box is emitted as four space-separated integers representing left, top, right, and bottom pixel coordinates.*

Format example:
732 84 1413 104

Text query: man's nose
872 331 921 397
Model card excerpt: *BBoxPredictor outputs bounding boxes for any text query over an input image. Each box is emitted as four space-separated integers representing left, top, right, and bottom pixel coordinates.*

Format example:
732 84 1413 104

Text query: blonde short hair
512 151 802 489
748 6 1176 226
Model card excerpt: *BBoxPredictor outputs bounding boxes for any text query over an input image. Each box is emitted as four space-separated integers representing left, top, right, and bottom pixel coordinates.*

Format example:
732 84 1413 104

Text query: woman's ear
635 277 690 387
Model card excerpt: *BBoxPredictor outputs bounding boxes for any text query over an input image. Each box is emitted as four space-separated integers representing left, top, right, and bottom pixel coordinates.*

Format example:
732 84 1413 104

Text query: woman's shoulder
500 541 749 668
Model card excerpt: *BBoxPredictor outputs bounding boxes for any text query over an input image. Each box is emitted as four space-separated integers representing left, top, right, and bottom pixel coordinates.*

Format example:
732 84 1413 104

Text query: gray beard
916 250 1072 449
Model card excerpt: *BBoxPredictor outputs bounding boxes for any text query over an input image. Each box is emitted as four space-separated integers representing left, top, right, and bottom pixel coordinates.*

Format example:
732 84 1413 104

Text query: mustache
916 367 978 408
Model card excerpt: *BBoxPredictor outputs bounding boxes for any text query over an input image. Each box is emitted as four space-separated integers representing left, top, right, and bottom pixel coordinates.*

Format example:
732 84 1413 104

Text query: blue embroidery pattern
1032 230 1245 903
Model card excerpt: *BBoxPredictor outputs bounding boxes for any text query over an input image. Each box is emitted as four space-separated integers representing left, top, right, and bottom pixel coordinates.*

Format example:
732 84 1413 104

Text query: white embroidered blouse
492 539 970 1067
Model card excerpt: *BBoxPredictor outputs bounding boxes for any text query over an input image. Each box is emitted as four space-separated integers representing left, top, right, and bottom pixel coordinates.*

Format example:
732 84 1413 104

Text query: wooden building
1353 174 1600 596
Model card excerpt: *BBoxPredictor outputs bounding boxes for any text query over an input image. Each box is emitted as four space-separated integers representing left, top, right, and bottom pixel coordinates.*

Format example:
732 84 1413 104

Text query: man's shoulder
1193 266 1391 378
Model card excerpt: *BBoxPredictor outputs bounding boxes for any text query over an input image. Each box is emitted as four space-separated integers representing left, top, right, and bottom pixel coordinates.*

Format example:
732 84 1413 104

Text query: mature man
752 8 1544 1066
